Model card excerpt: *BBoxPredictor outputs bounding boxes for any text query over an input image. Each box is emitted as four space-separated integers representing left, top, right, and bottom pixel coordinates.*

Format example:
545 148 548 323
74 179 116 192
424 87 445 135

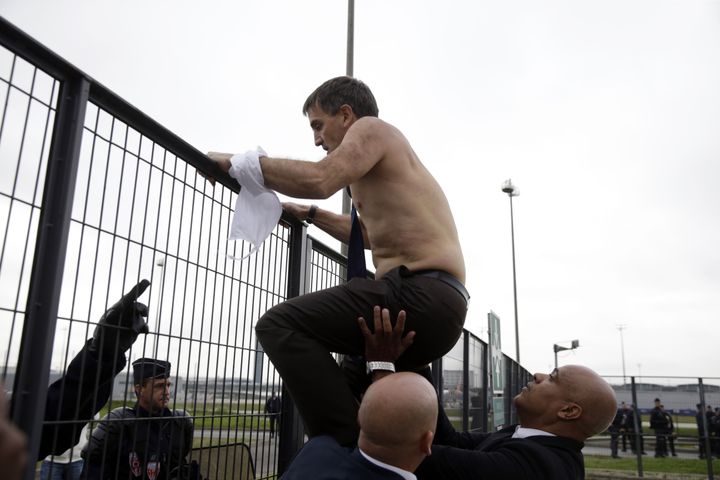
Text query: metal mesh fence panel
0 44 57 381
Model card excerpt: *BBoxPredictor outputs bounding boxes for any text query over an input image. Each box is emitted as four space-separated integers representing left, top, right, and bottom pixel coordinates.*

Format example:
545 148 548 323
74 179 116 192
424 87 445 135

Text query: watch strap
306 204 318 224
366 361 395 374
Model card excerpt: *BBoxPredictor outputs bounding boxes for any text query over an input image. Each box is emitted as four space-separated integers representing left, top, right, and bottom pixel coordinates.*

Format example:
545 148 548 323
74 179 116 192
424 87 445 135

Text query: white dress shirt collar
358 448 417 480
511 425 557 439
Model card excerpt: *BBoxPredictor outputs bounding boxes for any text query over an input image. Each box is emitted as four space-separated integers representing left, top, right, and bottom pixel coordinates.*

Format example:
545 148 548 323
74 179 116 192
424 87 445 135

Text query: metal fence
0 16 531 480
585 375 720 479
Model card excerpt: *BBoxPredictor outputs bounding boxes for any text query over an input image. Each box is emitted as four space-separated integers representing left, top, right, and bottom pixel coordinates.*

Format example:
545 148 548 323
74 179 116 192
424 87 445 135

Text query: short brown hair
303 76 379 118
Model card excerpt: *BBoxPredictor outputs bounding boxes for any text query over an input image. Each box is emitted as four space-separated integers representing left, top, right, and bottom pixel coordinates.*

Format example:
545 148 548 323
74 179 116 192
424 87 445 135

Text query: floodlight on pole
501 179 521 364
553 339 580 369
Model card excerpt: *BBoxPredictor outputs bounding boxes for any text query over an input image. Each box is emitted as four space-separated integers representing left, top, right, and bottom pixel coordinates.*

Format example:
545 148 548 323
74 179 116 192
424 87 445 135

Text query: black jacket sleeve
39 340 126 459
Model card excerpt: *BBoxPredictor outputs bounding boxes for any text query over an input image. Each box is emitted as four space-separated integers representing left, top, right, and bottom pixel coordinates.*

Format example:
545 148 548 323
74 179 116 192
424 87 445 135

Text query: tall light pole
340 0 355 252
617 324 627 385
154 257 166 358
501 179 521 363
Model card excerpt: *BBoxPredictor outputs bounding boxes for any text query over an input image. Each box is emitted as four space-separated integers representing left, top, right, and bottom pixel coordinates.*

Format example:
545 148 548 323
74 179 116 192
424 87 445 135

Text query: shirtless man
208 76 468 445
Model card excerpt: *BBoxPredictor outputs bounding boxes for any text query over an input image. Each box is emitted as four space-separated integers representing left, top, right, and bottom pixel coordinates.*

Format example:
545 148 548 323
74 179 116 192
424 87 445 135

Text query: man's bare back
343 117 465 281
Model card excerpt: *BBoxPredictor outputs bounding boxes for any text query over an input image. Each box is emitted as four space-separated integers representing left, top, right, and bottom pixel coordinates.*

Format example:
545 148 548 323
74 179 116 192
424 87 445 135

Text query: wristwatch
366 361 395 374
305 204 318 224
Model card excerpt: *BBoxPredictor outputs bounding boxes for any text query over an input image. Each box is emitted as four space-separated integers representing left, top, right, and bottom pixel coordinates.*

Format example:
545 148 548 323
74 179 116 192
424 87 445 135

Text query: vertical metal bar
11 75 89 477
481 341 488 432
509 195 520 364
699 378 714 480
462 331 469 431
276 221 308 475
340 0 355 237
630 377 644 478
431 358 443 403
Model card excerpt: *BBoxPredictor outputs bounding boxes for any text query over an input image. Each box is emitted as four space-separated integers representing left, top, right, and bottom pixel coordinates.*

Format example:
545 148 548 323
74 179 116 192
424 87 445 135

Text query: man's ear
339 104 355 125
420 430 434 456
558 402 582 421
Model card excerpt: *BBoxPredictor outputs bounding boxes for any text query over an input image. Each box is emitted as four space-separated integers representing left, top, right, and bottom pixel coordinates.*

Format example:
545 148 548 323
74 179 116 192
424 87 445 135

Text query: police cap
132 358 171 385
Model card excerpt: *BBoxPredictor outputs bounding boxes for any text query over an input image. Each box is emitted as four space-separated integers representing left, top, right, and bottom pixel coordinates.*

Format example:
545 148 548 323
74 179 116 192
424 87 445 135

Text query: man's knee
255 303 293 346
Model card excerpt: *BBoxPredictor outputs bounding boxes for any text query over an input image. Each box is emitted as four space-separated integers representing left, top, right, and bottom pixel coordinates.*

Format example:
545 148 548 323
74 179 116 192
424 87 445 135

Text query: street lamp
617 324 627 385
153 257 166 358
553 340 580 369
501 179 521 363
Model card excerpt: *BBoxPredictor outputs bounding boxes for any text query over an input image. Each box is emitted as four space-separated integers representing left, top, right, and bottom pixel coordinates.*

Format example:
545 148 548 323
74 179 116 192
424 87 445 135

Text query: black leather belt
414 269 470 304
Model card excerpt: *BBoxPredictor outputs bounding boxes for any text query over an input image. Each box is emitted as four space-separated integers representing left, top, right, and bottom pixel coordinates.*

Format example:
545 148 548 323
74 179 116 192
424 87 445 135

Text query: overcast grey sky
2 0 719 379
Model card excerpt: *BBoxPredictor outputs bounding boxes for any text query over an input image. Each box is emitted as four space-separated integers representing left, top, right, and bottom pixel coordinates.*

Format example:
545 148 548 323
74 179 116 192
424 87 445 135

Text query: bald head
358 372 438 471
515 365 616 442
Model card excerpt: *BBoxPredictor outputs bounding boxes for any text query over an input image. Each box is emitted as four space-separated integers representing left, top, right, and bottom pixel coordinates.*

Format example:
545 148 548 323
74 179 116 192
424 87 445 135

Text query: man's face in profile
513 367 574 424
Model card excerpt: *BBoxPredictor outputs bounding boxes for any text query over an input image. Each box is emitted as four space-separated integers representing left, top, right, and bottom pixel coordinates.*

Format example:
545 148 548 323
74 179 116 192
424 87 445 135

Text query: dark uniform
81 359 193 480
609 408 623 457
649 402 667 457
662 408 676 456
264 392 281 438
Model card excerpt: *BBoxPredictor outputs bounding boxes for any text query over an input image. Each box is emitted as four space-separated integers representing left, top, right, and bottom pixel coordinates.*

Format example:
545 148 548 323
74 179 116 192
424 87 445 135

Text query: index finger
121 279 150 306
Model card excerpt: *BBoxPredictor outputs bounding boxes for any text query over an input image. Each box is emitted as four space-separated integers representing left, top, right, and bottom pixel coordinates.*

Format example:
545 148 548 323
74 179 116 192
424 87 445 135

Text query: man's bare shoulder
349 117 399 136
347 117 406 151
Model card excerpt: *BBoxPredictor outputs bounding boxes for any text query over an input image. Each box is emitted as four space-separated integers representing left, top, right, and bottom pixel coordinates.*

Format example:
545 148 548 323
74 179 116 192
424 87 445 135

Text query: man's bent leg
256 281 394 445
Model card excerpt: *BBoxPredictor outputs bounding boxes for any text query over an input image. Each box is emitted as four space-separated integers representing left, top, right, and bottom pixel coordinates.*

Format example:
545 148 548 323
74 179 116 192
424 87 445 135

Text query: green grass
95 401 275 431
585 455 719 475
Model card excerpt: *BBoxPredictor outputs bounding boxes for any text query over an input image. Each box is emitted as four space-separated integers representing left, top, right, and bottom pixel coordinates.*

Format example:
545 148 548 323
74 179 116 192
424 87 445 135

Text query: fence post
699 378 714 480
462 331 469 431
10 74 89 479
630 376 644 478
276 223 310 475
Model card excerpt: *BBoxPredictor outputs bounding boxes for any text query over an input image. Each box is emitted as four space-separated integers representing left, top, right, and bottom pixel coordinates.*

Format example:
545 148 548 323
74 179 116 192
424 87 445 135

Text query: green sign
492 396 505 429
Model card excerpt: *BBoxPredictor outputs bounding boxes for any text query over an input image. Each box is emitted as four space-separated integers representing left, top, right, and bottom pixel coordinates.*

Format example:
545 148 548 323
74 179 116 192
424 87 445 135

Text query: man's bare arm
283 202 372 248
283 202 352 243
207 117 386 199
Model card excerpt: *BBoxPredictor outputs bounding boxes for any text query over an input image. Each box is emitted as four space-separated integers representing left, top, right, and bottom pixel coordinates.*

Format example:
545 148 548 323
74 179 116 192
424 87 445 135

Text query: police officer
264 391 281 439
81 359 193 479
609 405 624 458
650 398 667 457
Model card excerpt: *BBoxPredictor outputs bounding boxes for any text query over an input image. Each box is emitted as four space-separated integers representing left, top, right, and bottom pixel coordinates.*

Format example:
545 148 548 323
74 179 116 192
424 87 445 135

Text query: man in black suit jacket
282 368 437 479
414 364 617 480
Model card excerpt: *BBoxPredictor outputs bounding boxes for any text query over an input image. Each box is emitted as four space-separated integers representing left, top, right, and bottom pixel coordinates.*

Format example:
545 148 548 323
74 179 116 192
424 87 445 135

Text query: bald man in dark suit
282 371 437 479
359 308 618 480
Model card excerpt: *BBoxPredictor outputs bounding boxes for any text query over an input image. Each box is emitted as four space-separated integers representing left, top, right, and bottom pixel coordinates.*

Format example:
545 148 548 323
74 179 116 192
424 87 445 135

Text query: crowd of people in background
609 398 720 460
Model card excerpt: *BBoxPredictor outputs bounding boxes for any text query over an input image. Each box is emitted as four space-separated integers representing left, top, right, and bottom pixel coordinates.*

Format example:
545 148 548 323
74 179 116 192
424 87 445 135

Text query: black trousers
256 266 467 445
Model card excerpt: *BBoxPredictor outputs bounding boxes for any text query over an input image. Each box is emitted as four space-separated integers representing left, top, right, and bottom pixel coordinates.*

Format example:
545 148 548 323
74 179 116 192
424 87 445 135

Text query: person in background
609 405 624 458
650 398 667 458
661 404 676 457
265 390 281 439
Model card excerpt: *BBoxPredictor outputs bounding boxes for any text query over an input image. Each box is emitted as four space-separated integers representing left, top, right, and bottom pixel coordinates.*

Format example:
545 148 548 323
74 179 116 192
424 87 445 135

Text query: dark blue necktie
346 205 366 281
